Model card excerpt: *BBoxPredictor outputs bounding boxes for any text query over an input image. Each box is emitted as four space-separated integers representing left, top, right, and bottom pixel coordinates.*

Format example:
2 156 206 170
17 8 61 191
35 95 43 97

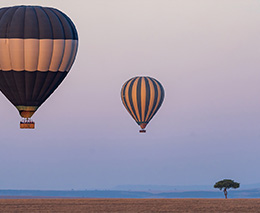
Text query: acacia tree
214 179 240 199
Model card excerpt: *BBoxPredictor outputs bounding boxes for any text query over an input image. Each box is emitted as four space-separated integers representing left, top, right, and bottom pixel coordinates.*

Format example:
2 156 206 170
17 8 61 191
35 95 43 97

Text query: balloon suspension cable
20 118 35 129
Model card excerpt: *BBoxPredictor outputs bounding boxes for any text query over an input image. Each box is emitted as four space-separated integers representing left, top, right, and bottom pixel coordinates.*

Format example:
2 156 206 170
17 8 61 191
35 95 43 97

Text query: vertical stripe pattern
121 76 165 129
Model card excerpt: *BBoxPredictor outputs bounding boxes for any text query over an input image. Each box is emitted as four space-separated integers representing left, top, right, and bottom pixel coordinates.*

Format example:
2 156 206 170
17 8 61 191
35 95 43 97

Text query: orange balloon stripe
141 77 146 121
145 78 155 122
147 79 161 122
131 77 141 122
122 78 138 122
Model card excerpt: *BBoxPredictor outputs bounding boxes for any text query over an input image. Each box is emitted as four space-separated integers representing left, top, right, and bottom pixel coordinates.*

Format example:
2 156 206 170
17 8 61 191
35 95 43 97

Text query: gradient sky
0 0 259 190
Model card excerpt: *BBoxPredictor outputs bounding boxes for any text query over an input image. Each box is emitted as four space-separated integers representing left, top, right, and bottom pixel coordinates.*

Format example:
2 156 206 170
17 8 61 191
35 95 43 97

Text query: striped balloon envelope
0 5 78 128
121 76 165 133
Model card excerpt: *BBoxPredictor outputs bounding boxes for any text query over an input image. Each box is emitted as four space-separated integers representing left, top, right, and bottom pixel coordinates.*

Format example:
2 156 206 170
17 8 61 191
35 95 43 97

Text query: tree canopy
214 179 240 190
214 179 240 198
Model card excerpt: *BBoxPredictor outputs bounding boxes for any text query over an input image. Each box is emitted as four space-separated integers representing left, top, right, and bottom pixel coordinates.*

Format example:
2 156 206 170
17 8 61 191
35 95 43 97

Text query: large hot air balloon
121 76 165 133
0 5 78 128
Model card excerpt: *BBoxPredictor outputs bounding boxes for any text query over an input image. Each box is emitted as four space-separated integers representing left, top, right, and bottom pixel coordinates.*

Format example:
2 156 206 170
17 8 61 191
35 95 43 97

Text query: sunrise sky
0 0 259 190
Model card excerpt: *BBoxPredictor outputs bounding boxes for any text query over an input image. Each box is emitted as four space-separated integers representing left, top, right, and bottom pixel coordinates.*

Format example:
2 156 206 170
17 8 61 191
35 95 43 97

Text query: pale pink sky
0 0 259 190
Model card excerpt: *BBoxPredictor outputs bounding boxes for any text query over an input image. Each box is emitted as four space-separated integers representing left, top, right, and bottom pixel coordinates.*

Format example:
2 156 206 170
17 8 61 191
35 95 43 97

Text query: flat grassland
0 198 260 212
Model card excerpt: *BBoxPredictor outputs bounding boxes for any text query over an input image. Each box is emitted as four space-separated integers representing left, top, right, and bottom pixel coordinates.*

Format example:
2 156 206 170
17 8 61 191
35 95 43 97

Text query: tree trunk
224 188 227 199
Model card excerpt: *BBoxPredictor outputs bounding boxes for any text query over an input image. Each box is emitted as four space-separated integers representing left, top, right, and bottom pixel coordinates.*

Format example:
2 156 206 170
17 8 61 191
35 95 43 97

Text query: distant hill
1 188 260 198
113 183 260 191
113 184 212 191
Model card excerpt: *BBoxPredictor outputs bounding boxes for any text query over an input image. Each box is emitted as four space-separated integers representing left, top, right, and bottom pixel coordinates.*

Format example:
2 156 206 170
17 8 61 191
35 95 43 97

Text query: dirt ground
0 198 260 212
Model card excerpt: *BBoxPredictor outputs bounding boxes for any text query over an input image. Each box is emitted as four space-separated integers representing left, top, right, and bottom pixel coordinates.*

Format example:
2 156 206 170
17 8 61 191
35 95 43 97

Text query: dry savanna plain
0 198 260 212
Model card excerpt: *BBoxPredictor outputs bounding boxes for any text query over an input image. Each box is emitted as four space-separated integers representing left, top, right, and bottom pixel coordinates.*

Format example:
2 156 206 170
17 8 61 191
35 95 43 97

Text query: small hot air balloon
0 5 78 128
121 76 165 133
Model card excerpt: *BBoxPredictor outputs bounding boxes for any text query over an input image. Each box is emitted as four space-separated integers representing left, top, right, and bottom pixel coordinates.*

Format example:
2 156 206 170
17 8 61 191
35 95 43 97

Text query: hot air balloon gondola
121 76 165 133
0 5 78 128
